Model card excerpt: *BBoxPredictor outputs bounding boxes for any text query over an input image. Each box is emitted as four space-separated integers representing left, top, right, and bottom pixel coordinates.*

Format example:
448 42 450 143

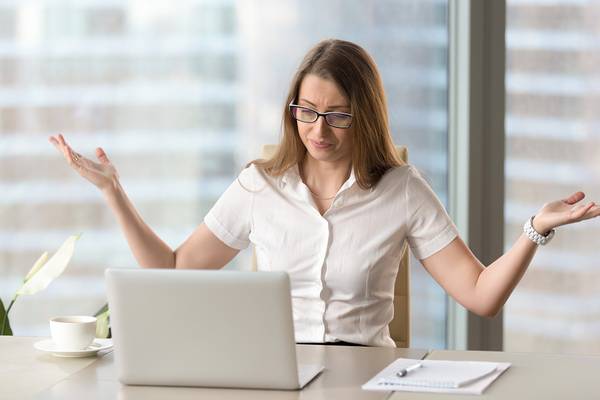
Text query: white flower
24 252 49 282
17 235 80 296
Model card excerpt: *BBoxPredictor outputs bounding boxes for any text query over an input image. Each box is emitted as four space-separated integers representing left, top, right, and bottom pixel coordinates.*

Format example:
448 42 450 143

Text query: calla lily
17 235 80 296
1 234 80 335
24 252 49 283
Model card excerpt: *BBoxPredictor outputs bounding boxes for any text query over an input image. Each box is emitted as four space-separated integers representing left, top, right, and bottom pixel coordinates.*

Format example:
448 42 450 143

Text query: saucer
34 338 113 358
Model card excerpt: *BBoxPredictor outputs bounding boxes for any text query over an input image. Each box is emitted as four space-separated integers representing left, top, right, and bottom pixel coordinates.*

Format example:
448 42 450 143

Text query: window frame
447 0 506 351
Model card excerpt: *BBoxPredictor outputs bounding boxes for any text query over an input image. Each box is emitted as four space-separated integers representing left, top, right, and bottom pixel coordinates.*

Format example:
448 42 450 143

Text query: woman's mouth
310 140 333 149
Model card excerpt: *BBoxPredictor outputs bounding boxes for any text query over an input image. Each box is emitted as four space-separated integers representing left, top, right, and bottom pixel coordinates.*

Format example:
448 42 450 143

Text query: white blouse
204 163 458 347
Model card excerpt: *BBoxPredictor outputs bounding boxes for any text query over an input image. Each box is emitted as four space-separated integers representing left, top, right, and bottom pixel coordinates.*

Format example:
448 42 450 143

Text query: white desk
0 336 110 399
390 349 600 400
6 336 600 399
0 337 427 399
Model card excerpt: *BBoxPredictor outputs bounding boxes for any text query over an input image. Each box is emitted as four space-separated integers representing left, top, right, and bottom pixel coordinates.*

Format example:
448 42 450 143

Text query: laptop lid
105 268 302 389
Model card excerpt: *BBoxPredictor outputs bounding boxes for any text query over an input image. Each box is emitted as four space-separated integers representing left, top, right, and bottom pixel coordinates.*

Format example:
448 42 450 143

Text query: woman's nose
311 115 330 136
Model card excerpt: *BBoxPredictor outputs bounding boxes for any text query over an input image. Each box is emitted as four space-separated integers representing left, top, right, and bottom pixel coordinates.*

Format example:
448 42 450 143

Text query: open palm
534 192 600 233
49 134 118 192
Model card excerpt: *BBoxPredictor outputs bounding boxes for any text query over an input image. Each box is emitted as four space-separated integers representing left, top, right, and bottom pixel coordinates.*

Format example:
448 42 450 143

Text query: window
504 0 600 354
1 0 449 349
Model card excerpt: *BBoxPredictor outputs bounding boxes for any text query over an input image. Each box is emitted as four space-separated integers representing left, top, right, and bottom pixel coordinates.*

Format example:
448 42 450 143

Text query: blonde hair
253 39 403 189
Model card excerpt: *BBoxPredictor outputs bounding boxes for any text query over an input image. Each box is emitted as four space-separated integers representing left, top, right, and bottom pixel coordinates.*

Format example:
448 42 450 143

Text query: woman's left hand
532 191 600 234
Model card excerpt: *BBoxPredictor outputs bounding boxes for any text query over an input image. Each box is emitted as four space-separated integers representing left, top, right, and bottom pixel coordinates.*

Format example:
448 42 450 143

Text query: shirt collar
339 168 357 192
280 164 357 196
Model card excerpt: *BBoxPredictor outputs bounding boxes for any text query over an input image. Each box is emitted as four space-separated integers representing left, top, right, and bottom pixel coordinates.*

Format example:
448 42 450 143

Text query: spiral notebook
362 358 511 395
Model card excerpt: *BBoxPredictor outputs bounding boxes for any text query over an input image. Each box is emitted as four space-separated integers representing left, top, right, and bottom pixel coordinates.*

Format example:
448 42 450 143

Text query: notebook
362 358 511 395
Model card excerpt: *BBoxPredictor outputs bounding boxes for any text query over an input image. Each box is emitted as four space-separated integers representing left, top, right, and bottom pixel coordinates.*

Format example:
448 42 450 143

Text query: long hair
253 39 403 189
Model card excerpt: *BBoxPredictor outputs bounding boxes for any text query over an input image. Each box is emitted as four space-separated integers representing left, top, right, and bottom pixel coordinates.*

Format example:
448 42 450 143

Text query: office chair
252 144 410 348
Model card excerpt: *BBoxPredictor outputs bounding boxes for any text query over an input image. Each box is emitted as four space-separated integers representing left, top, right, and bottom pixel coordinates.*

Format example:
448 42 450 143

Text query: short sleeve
405 167 458 260
204 165 259 250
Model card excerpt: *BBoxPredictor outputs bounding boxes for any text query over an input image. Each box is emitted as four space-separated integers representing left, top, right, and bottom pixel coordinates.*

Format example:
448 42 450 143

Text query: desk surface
0 336 107 399
5 336 600 400
390 349 600 400
0 336 427 400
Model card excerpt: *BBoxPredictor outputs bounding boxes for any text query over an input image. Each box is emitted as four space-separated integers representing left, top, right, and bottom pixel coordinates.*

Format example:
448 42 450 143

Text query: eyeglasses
289 103 353 129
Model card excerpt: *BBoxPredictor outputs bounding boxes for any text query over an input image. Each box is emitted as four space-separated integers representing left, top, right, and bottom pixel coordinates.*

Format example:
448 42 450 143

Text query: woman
50 39 600 347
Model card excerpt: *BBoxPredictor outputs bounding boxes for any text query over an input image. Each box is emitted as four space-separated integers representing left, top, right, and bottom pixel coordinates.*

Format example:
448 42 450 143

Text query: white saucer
34 338 113 358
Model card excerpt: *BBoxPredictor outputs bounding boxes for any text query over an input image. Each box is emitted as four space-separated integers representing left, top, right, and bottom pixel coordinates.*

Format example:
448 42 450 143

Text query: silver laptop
105 268 323 390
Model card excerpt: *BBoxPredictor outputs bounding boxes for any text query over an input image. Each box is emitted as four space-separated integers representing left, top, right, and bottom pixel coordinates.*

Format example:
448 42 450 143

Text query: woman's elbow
469 303 502 318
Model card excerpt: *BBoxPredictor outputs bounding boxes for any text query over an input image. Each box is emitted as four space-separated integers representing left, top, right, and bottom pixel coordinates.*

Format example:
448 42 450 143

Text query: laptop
105 268 324 390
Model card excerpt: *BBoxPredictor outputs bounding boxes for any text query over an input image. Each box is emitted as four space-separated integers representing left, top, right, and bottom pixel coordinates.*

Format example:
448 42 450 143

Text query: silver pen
396 362 423 377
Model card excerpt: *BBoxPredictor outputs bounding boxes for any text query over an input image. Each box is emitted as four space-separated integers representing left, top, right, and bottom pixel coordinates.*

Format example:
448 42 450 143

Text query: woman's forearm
471 194 600 316
102 179 175 268
474 234 538 316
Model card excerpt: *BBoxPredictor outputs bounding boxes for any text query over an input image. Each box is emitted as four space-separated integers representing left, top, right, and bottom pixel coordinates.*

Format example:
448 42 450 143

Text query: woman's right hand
49 134 119 193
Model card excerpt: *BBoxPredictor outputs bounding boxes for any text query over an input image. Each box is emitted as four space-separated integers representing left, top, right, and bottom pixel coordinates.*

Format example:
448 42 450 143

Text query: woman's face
296 74 353 165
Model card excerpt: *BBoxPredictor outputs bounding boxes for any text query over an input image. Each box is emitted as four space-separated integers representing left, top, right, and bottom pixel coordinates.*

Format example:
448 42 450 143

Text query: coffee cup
49 316 97 350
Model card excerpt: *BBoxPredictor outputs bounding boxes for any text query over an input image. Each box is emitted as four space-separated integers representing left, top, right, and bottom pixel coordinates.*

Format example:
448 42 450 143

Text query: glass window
1 0 449 349
504 0 600 354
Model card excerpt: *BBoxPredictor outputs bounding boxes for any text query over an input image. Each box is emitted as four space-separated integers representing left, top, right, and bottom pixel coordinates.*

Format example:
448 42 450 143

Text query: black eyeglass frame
288 102 353 129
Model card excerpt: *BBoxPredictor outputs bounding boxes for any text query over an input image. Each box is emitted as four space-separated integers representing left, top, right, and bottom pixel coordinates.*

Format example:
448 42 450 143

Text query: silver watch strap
523 216 555 245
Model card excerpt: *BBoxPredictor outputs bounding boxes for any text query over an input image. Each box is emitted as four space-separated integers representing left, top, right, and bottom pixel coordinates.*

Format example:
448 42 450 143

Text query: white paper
362 358 511 395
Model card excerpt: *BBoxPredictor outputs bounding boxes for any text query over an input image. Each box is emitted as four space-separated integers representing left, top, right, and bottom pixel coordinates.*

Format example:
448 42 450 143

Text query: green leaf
93 303 109 317
0 298 13 336
17 235 80 296
95 306 111 339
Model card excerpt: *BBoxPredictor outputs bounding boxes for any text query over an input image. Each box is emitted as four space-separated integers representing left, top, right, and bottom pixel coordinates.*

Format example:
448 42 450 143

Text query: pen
396 362 423 377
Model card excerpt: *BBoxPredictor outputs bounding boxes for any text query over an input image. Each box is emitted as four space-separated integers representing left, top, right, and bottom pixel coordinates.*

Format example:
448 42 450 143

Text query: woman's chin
306 149 348 164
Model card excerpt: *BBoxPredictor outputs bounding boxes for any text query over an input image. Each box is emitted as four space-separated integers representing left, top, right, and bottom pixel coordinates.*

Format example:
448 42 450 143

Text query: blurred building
0 0 448 348
504 0 600 354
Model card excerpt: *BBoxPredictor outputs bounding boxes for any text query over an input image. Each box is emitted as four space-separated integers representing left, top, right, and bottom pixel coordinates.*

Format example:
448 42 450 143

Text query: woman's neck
300 156 352 199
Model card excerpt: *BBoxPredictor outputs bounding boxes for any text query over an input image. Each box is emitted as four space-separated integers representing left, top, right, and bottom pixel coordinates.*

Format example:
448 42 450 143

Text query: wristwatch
523 216 555 246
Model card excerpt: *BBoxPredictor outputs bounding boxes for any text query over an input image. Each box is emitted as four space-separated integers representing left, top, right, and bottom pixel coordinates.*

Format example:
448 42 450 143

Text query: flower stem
1 299 15 335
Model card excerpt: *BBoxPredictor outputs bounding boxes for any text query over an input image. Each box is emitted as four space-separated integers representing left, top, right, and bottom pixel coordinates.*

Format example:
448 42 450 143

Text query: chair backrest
253 145 410 347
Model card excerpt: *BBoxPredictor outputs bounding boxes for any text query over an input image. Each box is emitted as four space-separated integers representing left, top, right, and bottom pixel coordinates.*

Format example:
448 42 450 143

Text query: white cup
49 316 97 350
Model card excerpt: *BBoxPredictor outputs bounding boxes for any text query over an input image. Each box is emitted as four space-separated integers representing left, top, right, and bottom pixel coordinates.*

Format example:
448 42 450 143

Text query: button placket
316 217 332 341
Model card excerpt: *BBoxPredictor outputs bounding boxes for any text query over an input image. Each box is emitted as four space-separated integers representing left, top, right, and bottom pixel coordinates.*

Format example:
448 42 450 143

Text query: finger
49 135 68 153
57 141 73 164
571 202 594 219
95 147 111 165
62 143 83 167
62 142 74 161
66 146 78 165
580 203 600 220
563 191 585 205
56 134 70 155
589 206 600 219
58 135 79 157
570 202 590 214
56 135 81 163
50 134 74 167
48 136 61 150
